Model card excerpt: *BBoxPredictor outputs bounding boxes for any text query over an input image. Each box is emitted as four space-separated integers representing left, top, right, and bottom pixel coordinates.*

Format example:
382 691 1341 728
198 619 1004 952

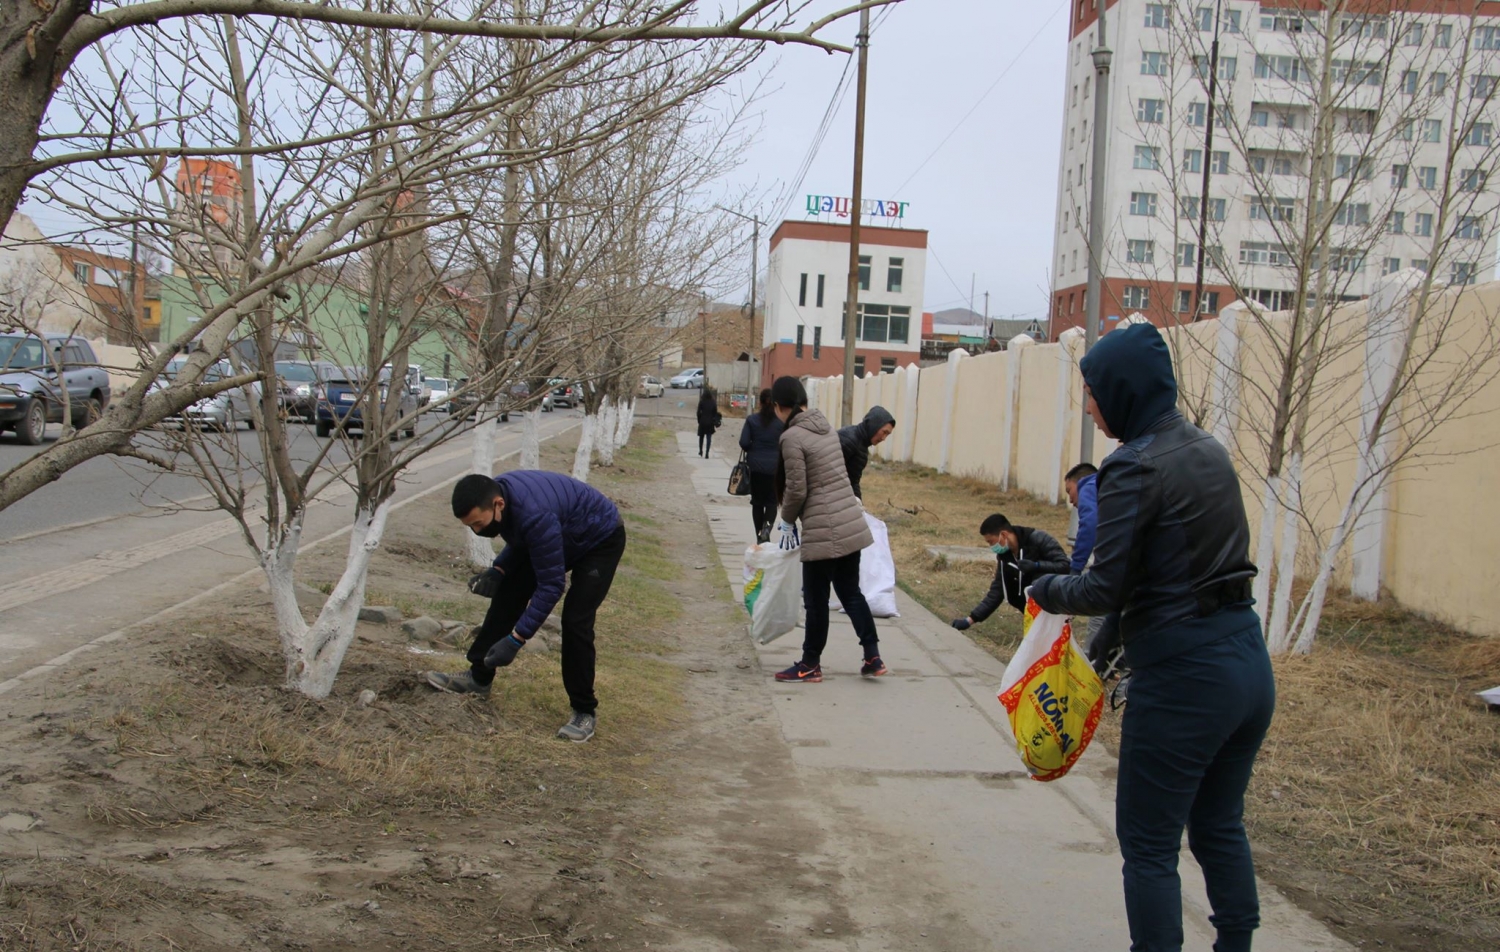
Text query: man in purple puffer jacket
424 471 625 743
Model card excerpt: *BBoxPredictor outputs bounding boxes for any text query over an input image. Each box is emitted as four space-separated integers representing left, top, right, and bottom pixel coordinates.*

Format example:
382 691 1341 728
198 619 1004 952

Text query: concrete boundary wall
802 276 1500 637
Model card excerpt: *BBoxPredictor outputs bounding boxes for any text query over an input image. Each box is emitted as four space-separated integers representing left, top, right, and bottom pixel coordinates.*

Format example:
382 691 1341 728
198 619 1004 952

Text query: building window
1412 259 1429 272
853 303 911 344
1404 23 1424 46
1141 52 1168 76
1383 257 1402 275
1414 213 1434 237
798 273 808 306
1072 250 1078 271
1184 149 1202 173
1177 289 1219 313
1334 155 1372 180
1452 262 1479 285
1461 169 1488 192
1421 119 1442 142
1338 15 1387 40
1333 203 1370 226
1225 9 1241 32
1417 166 1438 190
1387 211 1405 235
1346 110 1376 134
1188 102 1208 127
1210 151 1229 174
1251 154 1296 176
1178 242 1196 267
1469 123 1494 146
1430 72 1448 96
854 356 866 377
1127 239 1155 264
1398 120 1415 141
1239 241 1293 266
880 357 897 374
816 274 825 308
1401 70 1419 95
1129 192 1158 217
1261 13 1311 34
1181 196 1227 221
72 262 90 284
887 257 904 293
1249 288 1296 310
1391 164 1408 188
1255 55 1305 82
1249 197 1295 222
1326 248 1366 273
795 325 804 359
1456 216 1485 239
1194 55 1237 81
1249 108 1269 128
813 325 822 360
1144 4 1169 28
1137 98 1165 124
1471 75 1498 100
1122 286 1150 309
1477 26 1500 51
1072 84 1078 108
857 255 871 291
1133 145 1161 170
1195 6 1213 30
1063 211 1069 231
1435 24 1453 48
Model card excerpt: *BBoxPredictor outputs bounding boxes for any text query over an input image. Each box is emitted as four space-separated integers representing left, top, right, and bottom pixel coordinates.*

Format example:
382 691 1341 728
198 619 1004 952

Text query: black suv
0 333 112 444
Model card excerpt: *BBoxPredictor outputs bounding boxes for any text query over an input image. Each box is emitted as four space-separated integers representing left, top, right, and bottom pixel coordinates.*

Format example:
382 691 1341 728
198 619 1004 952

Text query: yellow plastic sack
996 599 1105 781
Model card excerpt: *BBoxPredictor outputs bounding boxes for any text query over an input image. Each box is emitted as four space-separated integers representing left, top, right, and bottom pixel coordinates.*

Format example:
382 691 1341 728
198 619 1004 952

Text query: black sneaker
556 710 596 742
423 670 491 696
860 656 889 678
774 661 823 683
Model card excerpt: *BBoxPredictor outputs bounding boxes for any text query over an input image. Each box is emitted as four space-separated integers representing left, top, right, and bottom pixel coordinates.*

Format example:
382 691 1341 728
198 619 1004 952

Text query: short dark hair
770 375 807 410
1065 462 1098 482
979 513 1012 536
452 474 500 518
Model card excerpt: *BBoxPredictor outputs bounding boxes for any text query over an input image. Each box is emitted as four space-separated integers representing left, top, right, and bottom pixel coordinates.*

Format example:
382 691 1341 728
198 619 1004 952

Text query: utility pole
840 6 871 427
717 206 765 401
1193 0 1224 322
1080 1 1112 465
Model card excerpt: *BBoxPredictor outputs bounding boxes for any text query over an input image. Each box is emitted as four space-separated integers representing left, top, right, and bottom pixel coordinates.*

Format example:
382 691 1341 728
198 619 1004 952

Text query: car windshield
275 362 318 383
428 379 450 389
1 338 47 370
163 359 225 384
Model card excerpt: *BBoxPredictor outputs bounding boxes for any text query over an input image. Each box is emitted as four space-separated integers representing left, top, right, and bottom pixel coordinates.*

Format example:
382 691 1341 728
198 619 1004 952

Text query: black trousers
467 525 627 715
698 430 713 456
799 550 879 665
1115 619 1275 952
749 472 776 537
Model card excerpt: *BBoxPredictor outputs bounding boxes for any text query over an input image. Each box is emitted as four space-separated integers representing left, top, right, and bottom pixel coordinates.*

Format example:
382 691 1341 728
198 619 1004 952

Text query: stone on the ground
926 545 994 565
401 616 444 642
359 605 403 624
356 689 377 707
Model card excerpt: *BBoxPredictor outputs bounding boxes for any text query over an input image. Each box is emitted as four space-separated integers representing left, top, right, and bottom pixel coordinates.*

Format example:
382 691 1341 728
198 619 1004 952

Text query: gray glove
468 567 503 598
484 634 525 668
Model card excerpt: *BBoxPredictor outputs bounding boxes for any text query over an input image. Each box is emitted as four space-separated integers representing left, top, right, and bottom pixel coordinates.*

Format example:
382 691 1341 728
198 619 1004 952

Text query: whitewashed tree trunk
596 397 618 466
573 411 596 482
465 398 502 567
1251 475 1280 629
268 500 391 698
1289 488 1363 655
1266 454 1303 653
520 407 542 470
615 397 634 449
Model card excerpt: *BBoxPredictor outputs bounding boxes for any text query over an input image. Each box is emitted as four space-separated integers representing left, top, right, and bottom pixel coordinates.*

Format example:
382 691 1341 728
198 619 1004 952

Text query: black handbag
727 453 752 496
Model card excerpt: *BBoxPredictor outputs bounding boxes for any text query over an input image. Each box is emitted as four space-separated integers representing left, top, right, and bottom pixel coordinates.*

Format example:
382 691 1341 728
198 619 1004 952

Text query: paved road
0 410 581 686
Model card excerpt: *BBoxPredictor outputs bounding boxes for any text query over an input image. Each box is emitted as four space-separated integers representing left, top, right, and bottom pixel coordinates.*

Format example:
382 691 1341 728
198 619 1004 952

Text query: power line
893 1 1066 194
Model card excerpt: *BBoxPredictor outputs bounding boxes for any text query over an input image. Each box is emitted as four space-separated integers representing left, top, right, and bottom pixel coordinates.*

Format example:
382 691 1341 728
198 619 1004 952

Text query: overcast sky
719 0 1071 320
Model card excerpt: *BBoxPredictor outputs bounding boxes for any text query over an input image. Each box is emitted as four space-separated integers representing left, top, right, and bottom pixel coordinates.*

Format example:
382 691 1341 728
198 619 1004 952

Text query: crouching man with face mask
424 471 626 743
949 514 1070 631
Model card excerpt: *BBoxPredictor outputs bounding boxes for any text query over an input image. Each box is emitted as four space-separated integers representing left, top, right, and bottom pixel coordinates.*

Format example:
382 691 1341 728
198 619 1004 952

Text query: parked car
450 379 552 422
0 332 111 445
550 379 581 408
274 359 338 421
669 368 705 389
423 377 453 411
315 367 418 439
638 375 665 398
158 357 262 432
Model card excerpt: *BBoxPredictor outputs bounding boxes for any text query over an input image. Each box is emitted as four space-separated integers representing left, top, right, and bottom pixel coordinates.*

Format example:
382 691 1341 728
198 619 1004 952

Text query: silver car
159 358 262 432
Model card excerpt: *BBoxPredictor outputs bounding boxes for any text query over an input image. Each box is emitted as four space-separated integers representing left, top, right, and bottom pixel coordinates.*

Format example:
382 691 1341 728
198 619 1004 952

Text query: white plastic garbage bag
830 513 900 618
744 543 801 645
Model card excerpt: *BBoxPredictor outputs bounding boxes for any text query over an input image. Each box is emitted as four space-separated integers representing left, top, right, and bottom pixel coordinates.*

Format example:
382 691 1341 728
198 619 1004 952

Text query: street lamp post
1080 2 1112 465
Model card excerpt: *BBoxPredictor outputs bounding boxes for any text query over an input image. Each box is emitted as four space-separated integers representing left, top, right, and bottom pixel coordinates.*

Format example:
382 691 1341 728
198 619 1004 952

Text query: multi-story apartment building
761 220 927 384
172 158 244 278
1051 0 1500 335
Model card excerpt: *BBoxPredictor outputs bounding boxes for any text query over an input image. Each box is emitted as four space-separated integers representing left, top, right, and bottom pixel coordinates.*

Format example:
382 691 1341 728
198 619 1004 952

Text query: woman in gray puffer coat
770 376 885 682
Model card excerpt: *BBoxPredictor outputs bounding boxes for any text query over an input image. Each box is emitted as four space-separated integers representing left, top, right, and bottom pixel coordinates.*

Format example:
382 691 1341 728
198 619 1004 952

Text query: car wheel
17 399 48 445
316 420 332 438
72 395 103 429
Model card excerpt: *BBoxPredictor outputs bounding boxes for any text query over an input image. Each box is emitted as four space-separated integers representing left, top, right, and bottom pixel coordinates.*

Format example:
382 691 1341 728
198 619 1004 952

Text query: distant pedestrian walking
768 376 886 682
696 388 722 458
738 388 784 544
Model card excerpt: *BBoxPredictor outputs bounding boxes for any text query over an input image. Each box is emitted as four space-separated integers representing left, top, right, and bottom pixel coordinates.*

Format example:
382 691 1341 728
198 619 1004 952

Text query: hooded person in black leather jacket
1030 323 1275 952
837 406 896 499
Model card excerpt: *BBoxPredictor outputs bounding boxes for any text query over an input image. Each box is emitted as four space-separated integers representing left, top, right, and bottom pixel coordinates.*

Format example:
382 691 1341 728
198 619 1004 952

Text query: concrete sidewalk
679 431 1348 951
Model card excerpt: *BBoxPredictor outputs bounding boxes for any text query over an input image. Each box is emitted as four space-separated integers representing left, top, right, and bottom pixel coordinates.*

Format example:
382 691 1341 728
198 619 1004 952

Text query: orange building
52 245 147 345
172 159 244 277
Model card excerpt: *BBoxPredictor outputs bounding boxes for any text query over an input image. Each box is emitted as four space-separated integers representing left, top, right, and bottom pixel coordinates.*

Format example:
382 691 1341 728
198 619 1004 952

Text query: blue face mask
991 543 1008 556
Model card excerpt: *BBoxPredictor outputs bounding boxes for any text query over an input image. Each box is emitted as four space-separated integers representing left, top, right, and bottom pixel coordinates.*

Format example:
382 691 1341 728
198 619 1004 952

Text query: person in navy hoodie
1029 323 1273 952
425 471 626 743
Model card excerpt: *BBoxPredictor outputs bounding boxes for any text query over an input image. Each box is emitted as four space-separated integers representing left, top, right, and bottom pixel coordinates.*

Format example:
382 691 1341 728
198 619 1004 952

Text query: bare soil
860 458 1500 952
0 422 881 951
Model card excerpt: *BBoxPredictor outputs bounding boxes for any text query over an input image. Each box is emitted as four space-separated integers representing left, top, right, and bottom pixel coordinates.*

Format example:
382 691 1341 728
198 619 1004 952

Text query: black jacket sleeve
1020 528 1071 579
970 558 1013 622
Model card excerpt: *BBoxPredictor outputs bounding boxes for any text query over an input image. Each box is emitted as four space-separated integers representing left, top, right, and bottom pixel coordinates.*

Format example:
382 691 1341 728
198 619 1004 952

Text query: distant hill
932 307 986 326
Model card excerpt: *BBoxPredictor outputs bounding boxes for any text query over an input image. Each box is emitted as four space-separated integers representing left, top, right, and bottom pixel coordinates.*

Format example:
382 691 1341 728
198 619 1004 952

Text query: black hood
1079 323 1177 442
855 405 897 445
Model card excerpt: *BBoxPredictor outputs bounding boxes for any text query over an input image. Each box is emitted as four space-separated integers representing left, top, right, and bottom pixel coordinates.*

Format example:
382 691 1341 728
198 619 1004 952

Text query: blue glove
468 567 503 598
951 617 972 631
484 633 526 668
777 521 800 551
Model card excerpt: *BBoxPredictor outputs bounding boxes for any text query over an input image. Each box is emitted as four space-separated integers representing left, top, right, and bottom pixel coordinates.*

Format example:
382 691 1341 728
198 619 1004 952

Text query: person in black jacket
695 388 722 457
738 388 785 543
837 405 896 499
1029 322 1273 952
950 515 1069 630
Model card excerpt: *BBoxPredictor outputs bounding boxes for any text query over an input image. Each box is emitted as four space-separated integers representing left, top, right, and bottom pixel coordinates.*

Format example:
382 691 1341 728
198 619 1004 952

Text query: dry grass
862 459 1500 947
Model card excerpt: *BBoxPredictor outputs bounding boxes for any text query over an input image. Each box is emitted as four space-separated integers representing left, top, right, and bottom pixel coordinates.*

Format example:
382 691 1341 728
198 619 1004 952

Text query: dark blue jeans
1116 620 1275 952
800 550 879 665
